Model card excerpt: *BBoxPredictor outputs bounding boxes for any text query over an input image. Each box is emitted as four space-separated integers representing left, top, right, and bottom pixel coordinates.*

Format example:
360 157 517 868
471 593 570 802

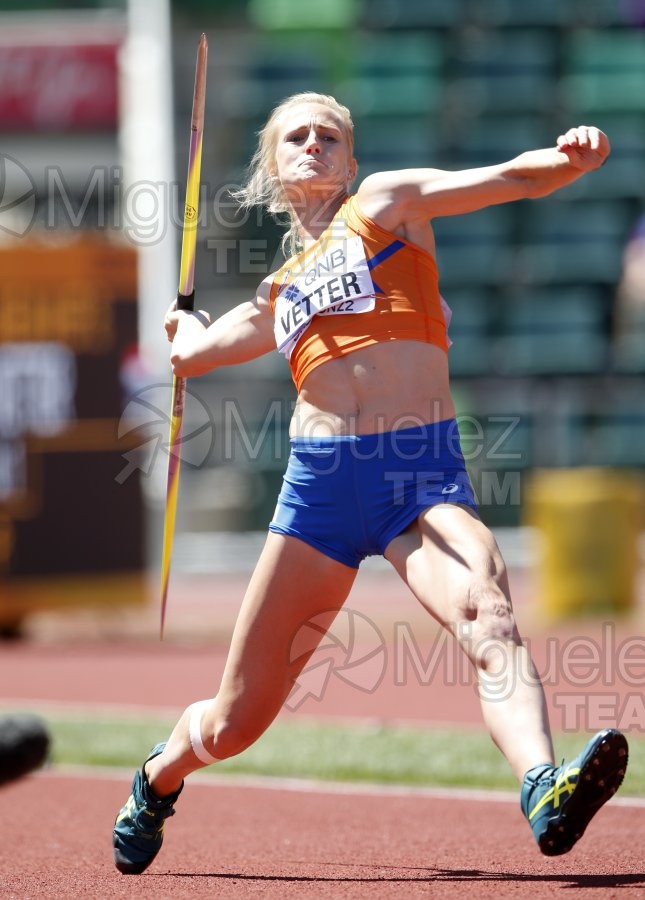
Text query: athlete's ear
347 158 358 184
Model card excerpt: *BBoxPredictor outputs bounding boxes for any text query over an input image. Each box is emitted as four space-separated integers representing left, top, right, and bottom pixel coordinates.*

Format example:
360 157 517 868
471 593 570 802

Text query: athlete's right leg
113 532 357 873
146 532 357 794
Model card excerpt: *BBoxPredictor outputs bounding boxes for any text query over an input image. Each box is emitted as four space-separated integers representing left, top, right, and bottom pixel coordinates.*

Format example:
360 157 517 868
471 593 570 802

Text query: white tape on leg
188 698 219 765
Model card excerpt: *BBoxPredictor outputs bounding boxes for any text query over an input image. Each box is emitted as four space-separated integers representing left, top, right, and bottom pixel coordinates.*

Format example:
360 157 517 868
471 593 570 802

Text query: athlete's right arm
167 276 275 378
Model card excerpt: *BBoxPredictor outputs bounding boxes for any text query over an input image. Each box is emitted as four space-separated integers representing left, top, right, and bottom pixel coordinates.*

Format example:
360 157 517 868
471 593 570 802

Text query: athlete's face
272 103 357 198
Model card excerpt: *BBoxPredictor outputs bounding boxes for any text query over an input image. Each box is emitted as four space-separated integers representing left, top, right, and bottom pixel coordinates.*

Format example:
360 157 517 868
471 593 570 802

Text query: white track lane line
36 764 645 808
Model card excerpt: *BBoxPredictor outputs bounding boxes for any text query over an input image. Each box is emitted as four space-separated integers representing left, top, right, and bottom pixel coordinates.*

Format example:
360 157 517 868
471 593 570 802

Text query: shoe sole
113 845 160 875
538 728 628 856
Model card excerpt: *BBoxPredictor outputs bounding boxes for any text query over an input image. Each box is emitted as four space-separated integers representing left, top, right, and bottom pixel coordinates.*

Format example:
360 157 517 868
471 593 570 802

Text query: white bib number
274 235 375 359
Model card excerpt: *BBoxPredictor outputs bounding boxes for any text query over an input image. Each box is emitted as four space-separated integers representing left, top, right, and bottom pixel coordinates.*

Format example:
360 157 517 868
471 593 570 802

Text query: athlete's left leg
384 503 628 855
384 503 552 779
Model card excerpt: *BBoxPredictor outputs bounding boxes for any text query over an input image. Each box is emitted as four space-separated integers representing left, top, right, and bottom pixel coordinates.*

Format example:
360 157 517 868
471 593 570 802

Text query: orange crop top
269 195 449 391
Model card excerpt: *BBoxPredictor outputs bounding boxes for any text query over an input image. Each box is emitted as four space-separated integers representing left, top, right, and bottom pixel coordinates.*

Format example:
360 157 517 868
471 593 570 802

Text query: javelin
160 33 208 637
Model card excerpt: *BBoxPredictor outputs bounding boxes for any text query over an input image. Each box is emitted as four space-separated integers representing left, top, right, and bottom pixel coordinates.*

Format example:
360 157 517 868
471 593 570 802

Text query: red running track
3 769 644 898
1 567 644 896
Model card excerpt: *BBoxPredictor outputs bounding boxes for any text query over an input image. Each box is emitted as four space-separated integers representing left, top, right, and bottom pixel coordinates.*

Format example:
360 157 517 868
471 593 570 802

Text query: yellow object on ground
524 468 645 618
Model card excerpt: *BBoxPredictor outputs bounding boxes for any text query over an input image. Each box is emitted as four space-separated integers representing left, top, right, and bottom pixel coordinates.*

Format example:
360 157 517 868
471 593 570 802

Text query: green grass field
8 707 644 795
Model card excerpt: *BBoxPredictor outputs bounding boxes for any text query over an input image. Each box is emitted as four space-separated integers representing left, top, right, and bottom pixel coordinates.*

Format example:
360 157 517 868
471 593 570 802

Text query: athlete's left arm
356 126 610 225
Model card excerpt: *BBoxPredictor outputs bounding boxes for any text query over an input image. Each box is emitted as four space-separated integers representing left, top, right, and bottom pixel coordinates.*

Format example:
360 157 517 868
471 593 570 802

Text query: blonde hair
231 92 355 257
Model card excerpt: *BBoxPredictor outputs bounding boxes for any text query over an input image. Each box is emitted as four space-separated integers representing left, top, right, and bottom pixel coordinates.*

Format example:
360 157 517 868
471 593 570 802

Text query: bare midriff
290 339 454 437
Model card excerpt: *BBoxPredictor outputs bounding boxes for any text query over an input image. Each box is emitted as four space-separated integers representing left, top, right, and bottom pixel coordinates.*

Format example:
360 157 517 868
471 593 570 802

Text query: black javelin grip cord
176 289 196 311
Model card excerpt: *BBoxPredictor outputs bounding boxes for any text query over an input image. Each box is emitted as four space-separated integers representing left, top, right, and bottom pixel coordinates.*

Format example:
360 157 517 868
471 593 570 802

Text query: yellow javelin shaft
160 33 208 637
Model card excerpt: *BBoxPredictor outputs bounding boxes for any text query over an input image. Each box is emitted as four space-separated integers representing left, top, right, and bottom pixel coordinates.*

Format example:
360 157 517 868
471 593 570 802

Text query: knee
453 569 519 660
209 712 264 761
474 579 517 641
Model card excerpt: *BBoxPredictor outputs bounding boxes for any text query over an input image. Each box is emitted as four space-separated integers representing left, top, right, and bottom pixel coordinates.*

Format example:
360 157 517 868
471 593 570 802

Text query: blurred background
1 0 645 635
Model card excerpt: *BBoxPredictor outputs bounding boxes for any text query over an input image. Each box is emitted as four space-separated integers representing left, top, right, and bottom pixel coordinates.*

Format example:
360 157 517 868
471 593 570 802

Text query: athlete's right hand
164 298 179 342
164 299 211 343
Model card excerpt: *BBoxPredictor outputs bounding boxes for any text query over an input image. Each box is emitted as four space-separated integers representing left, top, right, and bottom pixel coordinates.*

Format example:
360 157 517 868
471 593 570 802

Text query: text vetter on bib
274 234 376 359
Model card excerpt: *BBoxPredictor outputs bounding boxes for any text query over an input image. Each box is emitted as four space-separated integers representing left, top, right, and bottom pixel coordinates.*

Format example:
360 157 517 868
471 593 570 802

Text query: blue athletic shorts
269 418 478 569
